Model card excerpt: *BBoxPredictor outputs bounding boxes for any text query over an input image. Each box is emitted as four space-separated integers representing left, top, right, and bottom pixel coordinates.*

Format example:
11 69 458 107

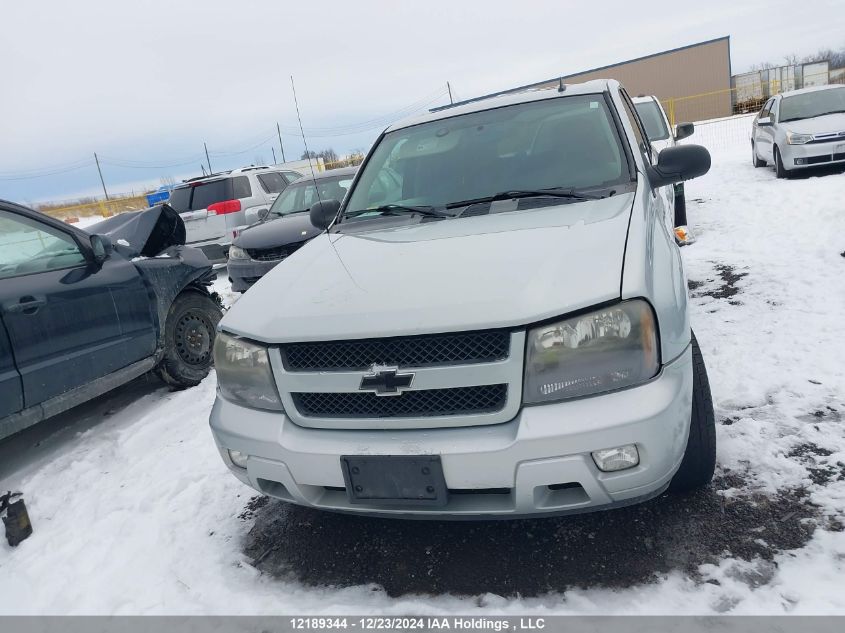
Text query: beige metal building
448 37 733 123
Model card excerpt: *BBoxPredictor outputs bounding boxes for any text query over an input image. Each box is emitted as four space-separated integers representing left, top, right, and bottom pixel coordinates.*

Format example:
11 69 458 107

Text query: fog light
795 158 805 165
591 445 639 472
228 450 249 469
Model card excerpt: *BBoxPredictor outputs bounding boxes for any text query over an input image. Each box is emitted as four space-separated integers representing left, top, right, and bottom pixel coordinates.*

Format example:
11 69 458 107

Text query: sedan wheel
752 142 766 168
774 146 789 179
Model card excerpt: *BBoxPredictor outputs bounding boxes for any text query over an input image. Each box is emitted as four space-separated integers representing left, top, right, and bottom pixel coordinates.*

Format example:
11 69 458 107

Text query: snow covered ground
1 117 844 614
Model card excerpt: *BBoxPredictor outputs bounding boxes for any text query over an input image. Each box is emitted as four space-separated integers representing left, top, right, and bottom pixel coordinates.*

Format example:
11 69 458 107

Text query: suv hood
235 212 319 249
223 193 634 343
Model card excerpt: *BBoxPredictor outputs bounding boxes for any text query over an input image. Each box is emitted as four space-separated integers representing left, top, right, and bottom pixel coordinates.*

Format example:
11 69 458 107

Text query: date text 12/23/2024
289 617 546 630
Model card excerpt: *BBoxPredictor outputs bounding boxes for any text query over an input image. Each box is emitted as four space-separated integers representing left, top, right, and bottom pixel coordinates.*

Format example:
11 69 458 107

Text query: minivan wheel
752 142 766 168
774 146 789 179
669 332 717 492
155 291 222 389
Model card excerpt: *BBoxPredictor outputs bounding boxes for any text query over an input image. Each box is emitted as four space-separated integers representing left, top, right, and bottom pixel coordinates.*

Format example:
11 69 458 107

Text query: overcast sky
1 0 843 204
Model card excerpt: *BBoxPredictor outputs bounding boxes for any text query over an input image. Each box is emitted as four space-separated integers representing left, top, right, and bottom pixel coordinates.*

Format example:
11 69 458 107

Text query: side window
619 91 652 164
0 210 87 280
257 172 286 194
769 98 779 122
232 176 252 198
760 99 773 119
283 171 303 183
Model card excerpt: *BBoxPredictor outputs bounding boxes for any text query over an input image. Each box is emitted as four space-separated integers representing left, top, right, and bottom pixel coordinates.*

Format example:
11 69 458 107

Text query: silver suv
167 166 302 261
210 80 715 519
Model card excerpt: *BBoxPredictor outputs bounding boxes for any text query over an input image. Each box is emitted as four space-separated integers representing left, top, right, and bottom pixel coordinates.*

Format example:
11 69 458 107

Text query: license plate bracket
340 455 448 506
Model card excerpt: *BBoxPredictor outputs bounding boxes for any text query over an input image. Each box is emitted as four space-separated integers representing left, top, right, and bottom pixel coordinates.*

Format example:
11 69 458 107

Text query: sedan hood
781 112 845 135
235 212 320 250
86 204 185 257
222 193 634 343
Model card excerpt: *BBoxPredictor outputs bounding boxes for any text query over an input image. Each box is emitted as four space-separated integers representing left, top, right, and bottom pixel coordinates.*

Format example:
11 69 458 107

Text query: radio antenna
290 75 323 207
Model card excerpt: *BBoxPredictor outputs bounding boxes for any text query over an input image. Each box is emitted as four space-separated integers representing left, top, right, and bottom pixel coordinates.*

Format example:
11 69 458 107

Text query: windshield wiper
344 204 452 219
445 188 602 212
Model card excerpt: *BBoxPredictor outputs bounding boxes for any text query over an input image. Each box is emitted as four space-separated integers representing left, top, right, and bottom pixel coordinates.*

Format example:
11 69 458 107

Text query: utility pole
276 122 286 163
447 81 454 105
271 147 277 164
93 152 109 200
204 142 213 173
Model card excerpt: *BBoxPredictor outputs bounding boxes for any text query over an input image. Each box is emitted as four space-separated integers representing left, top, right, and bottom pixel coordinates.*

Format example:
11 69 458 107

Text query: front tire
669 332 716 492
752 142 766 168
155 291 222 389
774 145 789 179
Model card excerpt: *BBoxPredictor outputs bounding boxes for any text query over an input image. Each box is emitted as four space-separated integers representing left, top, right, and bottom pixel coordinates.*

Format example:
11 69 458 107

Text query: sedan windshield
269 175 354 216
343 94 630 217
780 87 845 122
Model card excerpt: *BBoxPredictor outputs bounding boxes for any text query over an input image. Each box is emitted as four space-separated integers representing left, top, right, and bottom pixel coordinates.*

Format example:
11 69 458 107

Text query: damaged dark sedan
0 200 223 441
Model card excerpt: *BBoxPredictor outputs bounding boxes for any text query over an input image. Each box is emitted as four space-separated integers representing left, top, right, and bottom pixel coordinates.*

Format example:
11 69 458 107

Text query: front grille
292 384 507 419
282 330 510 371
246 241 304 262
807 134 845 144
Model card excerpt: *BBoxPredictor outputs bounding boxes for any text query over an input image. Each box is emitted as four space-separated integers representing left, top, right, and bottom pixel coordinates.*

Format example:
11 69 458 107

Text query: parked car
227 167 357 292
752 84 845 178
167 166 303 262
0 201 222 441
209 79 715 519
633 95 696 244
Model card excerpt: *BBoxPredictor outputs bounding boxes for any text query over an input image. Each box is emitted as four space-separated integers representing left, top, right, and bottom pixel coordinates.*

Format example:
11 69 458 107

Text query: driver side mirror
757 116 772 127
674 122 695 141
256 208 270 221
646 144 711 189
309 199 341 230
89 234 112 265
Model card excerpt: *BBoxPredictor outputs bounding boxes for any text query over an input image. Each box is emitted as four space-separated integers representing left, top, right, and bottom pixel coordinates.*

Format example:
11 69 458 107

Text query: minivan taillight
207 200 242 215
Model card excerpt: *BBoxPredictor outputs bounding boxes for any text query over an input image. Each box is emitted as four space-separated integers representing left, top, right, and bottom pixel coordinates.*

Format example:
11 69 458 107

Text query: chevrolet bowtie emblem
359 364 415 396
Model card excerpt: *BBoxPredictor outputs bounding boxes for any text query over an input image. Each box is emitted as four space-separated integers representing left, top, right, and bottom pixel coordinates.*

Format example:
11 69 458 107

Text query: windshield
269 175 354 216
344 94 630 216
780 88 845 122
634 100 670 142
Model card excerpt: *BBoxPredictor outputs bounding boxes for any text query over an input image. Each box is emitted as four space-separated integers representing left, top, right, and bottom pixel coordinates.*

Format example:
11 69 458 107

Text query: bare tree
318 148 339 166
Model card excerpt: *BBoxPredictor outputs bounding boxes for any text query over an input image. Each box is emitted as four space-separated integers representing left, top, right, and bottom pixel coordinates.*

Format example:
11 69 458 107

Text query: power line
0 86 451 180
0 160 95 181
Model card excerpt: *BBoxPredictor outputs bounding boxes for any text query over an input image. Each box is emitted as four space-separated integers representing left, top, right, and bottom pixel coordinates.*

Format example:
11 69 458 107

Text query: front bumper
184 237 230 264
227 258 281 292
209 346 693 518
781 140 845 170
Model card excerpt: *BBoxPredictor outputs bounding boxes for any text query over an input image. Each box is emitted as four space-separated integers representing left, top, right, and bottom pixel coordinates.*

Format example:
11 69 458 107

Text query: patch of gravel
690 264 749 301
241 473 818 597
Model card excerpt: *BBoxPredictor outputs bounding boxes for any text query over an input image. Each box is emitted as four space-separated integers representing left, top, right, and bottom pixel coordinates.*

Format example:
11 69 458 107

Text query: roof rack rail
181 170 231 183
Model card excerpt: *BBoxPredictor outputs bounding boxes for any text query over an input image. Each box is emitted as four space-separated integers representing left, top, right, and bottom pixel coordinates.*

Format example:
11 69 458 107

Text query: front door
0 208 156 408
754 99 776 162
0 316 22 418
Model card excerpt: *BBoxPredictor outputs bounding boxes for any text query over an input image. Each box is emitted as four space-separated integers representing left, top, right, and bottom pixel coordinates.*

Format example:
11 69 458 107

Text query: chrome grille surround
269 331 525 430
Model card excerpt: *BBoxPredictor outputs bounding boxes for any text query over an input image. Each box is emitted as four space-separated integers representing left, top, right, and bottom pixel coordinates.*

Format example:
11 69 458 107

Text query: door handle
3 295 47 315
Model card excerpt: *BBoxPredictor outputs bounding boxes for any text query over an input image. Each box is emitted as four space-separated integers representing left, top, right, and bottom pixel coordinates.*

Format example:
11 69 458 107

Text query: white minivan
167 166 302 261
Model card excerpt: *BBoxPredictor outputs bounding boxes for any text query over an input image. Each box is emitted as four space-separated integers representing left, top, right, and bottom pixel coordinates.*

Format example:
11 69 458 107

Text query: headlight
523 300 659 403
213 333 284 410
786 132 813 145
228 245 249 260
